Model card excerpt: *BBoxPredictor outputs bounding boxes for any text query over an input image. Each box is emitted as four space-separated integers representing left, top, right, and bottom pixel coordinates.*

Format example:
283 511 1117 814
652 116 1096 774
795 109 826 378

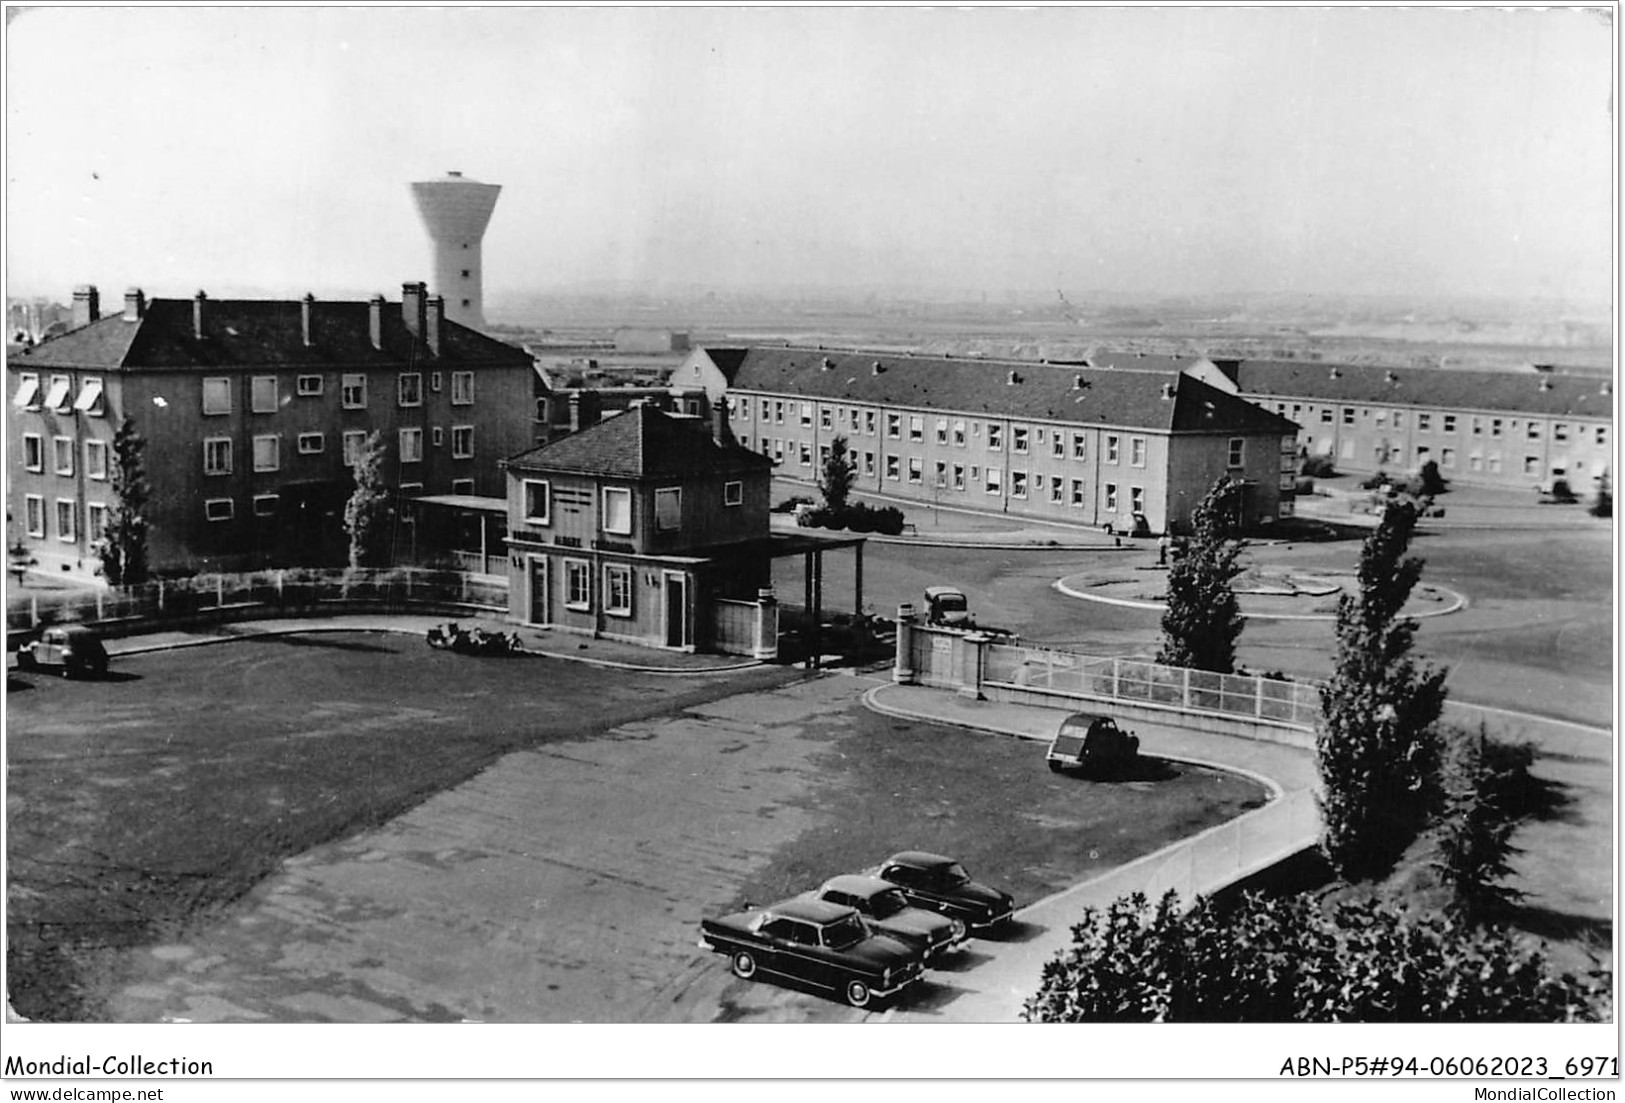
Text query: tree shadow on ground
1504 903 1613 963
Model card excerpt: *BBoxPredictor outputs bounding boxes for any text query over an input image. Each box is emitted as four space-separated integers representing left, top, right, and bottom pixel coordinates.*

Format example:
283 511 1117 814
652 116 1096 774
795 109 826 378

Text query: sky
4 5 1615 307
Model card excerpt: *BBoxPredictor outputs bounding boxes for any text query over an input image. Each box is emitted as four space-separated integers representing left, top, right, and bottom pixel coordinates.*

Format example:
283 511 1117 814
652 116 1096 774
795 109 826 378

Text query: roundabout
1054 564 1467 621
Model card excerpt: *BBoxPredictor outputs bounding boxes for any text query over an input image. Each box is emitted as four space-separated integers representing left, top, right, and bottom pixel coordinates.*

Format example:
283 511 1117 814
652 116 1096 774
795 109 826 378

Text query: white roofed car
807 874 969 959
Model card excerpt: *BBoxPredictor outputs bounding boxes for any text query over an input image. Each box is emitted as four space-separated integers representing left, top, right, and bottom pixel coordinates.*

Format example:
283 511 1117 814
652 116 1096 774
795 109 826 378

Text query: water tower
410 171 502 330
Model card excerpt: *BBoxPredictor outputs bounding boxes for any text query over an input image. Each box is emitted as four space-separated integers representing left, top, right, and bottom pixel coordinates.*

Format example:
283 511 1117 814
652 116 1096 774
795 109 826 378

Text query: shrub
1301 455 1336 478
1293 477 1315 496
1416 459 1448 496
1359 471 1390 491
1590 471 1612 517
1549 479 1577 503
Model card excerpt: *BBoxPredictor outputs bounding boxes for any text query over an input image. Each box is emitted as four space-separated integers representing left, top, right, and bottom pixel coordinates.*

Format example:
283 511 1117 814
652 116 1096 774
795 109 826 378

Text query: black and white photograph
3 3 1616 1095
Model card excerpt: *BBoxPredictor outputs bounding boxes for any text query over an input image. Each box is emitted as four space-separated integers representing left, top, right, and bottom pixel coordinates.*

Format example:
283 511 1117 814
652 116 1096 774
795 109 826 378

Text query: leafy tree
343 431 391 569
1591 469 1612 518
1416 459 1447 496
1316 498 1449 881
97 417 151 586
1023 890 1607 1023
1432 724 1526 923
819 435 857 515
1156 477 1246 673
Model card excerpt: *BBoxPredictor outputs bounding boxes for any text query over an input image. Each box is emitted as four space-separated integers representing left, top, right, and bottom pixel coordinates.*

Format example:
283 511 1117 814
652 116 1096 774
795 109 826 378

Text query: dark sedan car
871 851 1016 933
15 625 109 678
807 874 968 959
698 896 926 1008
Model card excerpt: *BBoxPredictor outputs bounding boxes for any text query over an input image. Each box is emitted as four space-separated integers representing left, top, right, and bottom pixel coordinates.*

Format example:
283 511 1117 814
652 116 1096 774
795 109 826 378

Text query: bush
1549 479 1577 503
1300 455 1336 478
1359 471 1391 491
802 501 907 535
1417 459 1448 496
1293 477 1315 496
1023 890 1609 1023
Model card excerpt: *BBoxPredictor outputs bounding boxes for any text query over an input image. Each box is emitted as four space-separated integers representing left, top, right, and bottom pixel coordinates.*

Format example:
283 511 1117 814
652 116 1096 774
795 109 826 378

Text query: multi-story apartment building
503 403 776 650
1191 359 1614 491
8 283 534 578
676 347 1300 535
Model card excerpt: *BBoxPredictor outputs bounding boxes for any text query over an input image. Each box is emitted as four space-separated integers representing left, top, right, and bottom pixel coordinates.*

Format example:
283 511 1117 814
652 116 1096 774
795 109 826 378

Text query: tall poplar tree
343 431 391 569
97 417 150 586
1155 477 1246 673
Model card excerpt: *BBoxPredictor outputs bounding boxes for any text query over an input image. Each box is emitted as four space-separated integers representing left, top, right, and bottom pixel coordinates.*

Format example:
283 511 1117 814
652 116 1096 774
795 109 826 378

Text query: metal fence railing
7 567 509 634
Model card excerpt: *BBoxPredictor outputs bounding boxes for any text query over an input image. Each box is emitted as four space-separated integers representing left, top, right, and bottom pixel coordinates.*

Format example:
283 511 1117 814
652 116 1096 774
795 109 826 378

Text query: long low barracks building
678 346 1301 536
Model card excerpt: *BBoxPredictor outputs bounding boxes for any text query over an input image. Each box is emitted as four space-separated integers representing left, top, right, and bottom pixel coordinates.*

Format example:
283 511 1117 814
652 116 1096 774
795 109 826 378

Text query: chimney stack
402 281 427 336
369 294 385 350
1161 381 1177 400
426 295 443 356
301 293 315 348
71 285 100 329
123 288 145 323
192 291 208 340
711 397 732 446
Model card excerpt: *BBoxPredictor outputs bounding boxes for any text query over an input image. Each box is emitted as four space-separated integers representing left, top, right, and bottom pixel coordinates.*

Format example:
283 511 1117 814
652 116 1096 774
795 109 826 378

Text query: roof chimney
122 288 145 323
369 294 385 350
1328 367 1341 379
426 294 443 356
301 293 315 348
192 290 208 340
1600 380 1612 397
1006 370 1022 385
71 285 100 329
1384 370 1399 384
1531 362 1555 373
821 356 834 371
871 360 885 376
402 281 427 336
1538 377 1553 392
711 397 732 447
1161 381 1177 400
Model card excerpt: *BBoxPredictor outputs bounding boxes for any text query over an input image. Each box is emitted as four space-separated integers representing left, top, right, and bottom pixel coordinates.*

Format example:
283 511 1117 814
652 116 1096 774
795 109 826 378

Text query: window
342 430 367 466
253 494 279 518
773 439 785 464
1471 417 1484 437
432 427 444 447
55 500 76 542
1073 433 1087 460
1012 426 1029 454
1227 438 1245 468
565 559 591 609
1490 418 1503 439
885 455 901 481
909 415 923 442
602 487 632 534
1554 423 1569 442
1393 411 1404 430
13 373 39 409
798 442 812 467
1130 438 1146 467
430 371 442 393
1416 445 1431 464
1071 479 1084 506
251 376 278 413
342 374 367 409
252 434 280 472
1524 456 1542 476
1487 452 1503 474
1443 414 1457 434
24 494 44 536
86 502 107 544
1106 435 1120 464
1320 408 1333 424
85 439 108 480
936 418 949 444
935 461 947 487
952 464 966 490
1050 479 1064 504
451 425 474 459
399 428 423 463
987 423 1003 451
1011 470 1027 498
298 432 324 455
953 420 966 446
452 371 474 405
1596 426 1608 448
865 410 877 435
759 398 770 421
724 480 743 507
1292 404 1303 421
863 451 875 476
451 479 475 495
605 564 632 616
886 413 901 439
1342 407 1355 426
774 400 785 425
985 468 1002 496
654 488 682 531
1104 483 1119 512
43 376 71 412
907 457 923 483
1418 412 1432 432
1441 447 1456 470
821 406 833 430
52 436 74 476
203 377 232 415
1131 486 1145 514
1053 434 1065 459
524 479 551 524
800 403 813 427
73 378 105 416
23 433 43 472
204 437 233 475
398 373 423 407
1527 421 1541 441
297 374 323 396
1470 451 1483 472
1375 410 1386 427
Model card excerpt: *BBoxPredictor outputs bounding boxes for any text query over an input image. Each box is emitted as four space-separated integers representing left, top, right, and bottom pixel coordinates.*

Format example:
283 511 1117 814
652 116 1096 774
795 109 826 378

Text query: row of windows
740 435 1247 478
21 434 109 479
560 560 634 616
1309 436 1604 480
201 371 477 416
1282 401 1609 447
21 494 104 543
199 427 476 475
520 479 744 532
12 375 105 417
729 397 1166 463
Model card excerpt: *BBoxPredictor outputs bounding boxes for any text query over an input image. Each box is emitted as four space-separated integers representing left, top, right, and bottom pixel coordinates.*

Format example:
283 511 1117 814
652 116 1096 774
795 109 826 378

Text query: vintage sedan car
15 625 109 678
871 851 1016 933
1046 712 1140 776
807 874 969 959
697 896 926 1008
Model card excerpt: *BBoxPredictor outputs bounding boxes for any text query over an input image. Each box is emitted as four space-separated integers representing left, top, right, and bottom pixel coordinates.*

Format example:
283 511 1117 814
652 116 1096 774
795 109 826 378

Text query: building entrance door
664 573 687 648
528 556 549 625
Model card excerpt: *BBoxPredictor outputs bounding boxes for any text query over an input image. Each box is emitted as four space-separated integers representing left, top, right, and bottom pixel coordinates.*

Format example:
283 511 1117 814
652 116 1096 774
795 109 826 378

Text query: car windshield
937 863 971 886
866 888 911 919
821 913 870 950
936 594 967 611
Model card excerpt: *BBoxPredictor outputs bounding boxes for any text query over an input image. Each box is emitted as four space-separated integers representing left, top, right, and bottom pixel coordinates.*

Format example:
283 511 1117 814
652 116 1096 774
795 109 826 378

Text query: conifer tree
819 435 857 516
97 417 150 586
343 431 391 569
1155 477 1246 673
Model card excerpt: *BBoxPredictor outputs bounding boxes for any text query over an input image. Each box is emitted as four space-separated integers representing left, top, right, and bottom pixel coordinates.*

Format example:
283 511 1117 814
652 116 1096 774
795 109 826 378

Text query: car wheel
1047 760 1063 773
730 951 757 980
845 980 872 1009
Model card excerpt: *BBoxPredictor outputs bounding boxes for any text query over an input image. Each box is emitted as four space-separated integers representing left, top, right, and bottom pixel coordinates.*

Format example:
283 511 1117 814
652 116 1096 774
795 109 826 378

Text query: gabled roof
711 346 1297 435
9 297 532 371
505 404 774 479
1232 360 1615 420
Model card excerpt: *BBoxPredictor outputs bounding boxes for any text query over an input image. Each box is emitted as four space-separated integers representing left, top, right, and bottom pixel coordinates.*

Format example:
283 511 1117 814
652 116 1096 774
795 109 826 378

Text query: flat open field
7 634 1266 1022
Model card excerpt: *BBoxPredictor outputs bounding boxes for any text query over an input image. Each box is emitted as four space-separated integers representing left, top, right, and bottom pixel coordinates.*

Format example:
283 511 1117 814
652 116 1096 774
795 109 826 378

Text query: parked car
922 585 971 627
15 625 109 678
698 896 926 1008
871 851 1015 933
806 874 968 959
1046 712 1141 776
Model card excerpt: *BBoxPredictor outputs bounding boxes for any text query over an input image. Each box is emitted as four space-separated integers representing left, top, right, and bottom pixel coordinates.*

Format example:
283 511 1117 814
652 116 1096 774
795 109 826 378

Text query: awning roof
414 493 508 514
72 378 104 412
42 377 71 410
11 377 38 408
